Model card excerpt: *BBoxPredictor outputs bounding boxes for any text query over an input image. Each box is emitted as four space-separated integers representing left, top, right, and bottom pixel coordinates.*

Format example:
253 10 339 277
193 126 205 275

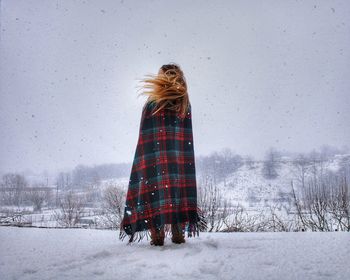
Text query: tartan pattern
119 100 202 243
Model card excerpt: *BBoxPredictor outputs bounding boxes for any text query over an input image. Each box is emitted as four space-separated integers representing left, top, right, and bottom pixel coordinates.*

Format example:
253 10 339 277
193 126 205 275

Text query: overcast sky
0 0 349 175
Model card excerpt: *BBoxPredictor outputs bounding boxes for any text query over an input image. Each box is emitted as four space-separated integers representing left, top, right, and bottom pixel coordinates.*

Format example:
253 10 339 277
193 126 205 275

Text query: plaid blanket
119 100 203 243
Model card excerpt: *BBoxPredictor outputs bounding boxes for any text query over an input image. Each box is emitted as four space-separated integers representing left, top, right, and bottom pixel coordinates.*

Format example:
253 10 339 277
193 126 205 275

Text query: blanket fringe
119 222 200 244
119 206 208 244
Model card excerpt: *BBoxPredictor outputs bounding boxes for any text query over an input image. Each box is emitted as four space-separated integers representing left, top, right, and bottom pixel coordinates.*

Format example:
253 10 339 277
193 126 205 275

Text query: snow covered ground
0 227 349 280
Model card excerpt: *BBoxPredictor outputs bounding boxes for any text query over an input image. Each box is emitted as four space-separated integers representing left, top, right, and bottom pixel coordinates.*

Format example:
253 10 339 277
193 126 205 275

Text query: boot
171 223 185 244
150 226 165 246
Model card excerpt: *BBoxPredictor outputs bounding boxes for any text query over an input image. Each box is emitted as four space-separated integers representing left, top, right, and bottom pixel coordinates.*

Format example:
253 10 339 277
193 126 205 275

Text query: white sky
0 0 349 174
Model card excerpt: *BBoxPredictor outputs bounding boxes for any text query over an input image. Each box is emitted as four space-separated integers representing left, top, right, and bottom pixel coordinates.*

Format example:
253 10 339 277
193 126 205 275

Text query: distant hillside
101 153 350 211
215 153 350 209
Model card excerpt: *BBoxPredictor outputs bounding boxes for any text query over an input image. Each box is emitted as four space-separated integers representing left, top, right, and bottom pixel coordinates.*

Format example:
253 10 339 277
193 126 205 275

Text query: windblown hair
137 63 190 119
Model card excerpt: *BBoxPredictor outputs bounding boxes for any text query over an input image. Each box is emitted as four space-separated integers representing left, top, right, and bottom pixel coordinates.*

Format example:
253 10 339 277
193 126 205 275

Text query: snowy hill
102 154 350 211
0 227 349 280
217 160 295 208
220 154 347 207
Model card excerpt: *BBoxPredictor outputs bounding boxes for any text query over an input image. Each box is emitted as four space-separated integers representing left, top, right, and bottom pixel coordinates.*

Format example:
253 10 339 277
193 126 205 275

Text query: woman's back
119 63 203 245
119 100 200 244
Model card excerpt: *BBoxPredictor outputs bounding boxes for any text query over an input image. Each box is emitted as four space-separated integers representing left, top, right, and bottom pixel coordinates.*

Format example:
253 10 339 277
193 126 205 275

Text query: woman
119 63 203 246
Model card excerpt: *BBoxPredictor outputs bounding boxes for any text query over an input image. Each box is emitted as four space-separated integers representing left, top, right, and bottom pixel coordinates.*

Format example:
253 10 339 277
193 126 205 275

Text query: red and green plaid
119 100 202 243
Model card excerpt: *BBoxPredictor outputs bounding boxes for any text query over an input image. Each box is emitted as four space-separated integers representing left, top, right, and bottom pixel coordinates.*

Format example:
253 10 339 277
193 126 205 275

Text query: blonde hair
137 63 190 119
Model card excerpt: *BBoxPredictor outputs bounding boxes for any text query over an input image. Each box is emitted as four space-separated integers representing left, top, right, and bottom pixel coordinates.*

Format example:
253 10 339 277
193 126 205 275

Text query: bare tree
290 168 350 232
338 155 350 180
244 155 256 170
292 154 310 190
0 173 28 207
291 180 308 231
307 149 327 187
198 177 221 232
56 172 73 190
55 172 73 207
197 176 233 232
222 204 263 232
218 148 243 187
72 164 101 189
303 179 331 231
264 204 292 231
262 147 281 179
54 191 84 227
213 198 232 232
100 183 126 229
328 174 350 231
27 183 52 212
196 149 243 187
